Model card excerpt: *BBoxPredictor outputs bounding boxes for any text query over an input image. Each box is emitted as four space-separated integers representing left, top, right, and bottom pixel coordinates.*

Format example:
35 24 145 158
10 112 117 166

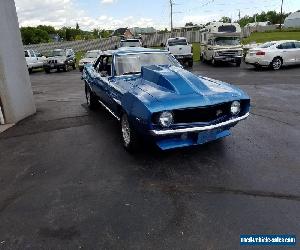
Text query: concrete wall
0 0 36 124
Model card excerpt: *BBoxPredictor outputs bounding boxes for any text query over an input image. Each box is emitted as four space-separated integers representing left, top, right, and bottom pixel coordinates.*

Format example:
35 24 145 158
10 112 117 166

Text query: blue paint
82 47 250 150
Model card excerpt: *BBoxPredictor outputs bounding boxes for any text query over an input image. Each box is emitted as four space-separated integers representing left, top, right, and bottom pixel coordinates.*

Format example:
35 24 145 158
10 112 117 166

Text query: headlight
159 111 174 127
231 101 241 115
58 59 65 64
238 50 243 56
214 51 219 57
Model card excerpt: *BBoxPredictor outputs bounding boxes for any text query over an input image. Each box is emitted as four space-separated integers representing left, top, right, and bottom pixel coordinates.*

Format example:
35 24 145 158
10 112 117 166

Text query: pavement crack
144 182 300 202
250 112 294 127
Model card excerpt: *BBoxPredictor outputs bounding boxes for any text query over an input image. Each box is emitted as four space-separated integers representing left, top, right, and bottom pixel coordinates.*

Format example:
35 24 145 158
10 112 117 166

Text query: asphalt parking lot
0 62 299 249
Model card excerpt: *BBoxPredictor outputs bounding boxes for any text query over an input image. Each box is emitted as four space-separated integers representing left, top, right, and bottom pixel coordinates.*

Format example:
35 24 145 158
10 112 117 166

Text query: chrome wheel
121 114 131 147
272 58 282 70
86 89 91 106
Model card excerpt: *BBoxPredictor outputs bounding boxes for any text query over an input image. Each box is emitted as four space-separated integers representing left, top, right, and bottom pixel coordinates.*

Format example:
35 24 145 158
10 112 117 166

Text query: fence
23 31 203 53
23 27 276 53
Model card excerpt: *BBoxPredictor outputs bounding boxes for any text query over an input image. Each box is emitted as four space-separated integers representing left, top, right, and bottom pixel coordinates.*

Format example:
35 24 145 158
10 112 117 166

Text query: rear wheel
271 57 282 70
28 68 33 74
72 63 76 70
188 60 193 67
45 68 50 74
121 113 140 152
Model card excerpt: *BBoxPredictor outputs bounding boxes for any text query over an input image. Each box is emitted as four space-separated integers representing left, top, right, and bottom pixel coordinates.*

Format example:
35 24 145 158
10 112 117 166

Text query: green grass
192 43 200 62
242 30 300 44
75 51 85 66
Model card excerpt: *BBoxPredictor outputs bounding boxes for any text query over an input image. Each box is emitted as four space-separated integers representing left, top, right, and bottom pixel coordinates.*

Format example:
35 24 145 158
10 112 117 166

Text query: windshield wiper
122 71 141 75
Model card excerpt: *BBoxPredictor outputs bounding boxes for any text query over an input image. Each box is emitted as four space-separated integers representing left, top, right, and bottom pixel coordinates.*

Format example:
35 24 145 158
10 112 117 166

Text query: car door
93 55 112 105
277 42 296 64
294 41 300 63
30 50 38 67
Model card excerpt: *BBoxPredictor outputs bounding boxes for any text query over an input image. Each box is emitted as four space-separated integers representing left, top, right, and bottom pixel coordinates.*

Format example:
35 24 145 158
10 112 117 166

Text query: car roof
111 47 168 55
167 37 187 41
87 50 102 52
121 39 140 41
268 40 298 44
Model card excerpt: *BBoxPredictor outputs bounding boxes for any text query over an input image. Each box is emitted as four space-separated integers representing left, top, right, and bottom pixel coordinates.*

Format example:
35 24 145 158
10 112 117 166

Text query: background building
284 11 300 28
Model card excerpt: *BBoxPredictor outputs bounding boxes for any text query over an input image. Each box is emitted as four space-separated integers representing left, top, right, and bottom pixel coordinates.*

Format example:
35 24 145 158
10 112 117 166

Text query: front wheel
188 60 193 67
271 57 282 70
63 64 68 72
85 84 97 110
121 113 140 152
236 60 241 67
72 63 76 70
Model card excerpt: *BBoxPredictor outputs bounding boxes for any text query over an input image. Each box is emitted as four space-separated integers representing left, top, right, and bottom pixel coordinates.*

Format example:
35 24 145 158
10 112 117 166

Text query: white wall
0 0 36 124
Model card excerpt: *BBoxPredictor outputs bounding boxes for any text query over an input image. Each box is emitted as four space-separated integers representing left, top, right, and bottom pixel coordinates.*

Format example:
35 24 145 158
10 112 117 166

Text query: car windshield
115 53 180 76
120 41 141 47
85 51 100 58
168 39 188 46
259 42 276 48
215 37 240 46
51 50 65 56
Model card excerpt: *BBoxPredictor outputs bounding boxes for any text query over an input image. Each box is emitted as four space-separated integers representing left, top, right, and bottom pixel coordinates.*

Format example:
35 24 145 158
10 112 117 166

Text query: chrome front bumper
151 112 249 136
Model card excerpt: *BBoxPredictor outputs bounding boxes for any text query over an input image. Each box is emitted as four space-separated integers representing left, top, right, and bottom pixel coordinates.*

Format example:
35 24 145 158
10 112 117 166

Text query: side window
25 51 29 57
295 42 300 48
30 50 35 57
279 42 295 49
98 56 112 77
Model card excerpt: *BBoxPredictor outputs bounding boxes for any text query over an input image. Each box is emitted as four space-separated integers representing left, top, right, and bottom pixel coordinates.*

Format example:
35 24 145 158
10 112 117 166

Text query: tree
76 23 80 30
219 16 232 23
20 27 49 45
185 22 194 27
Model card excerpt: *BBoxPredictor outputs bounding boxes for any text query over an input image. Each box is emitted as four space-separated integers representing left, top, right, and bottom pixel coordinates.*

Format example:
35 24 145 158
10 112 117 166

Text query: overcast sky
15 0 300 30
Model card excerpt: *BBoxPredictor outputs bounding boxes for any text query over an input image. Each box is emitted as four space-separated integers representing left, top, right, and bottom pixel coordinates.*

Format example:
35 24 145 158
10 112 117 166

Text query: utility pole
279 0 284 30
238 9 241 21
170 0 174 33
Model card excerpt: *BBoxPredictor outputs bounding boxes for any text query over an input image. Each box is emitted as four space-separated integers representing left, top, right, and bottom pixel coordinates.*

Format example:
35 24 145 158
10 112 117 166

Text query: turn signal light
256 51 265 56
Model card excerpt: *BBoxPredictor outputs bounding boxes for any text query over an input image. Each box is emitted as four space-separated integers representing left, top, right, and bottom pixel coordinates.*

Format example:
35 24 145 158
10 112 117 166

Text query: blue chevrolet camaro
82 47 250 152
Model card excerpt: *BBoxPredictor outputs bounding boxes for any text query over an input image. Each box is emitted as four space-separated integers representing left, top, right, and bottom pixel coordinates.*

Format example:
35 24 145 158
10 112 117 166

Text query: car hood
213 45 243 50
47 56 67 61
80 57 96 64
136 65 249 111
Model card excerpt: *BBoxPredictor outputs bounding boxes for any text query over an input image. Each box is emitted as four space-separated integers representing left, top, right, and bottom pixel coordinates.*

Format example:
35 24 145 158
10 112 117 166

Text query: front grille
173 103 231 123
48 60 57 64
218 50 238 57
152 100 249 125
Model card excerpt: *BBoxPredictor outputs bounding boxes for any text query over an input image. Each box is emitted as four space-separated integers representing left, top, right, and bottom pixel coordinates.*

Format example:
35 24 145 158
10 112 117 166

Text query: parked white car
25 50 46 73
79 50 102 72
245 40 300 70
166 37 193 67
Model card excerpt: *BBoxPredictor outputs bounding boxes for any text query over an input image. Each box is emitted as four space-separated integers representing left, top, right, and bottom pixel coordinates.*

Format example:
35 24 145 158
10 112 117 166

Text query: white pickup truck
166 37 193 67
25 50 46 73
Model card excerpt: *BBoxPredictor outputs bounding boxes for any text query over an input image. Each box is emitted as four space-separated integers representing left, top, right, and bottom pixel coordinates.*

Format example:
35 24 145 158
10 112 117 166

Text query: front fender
121 93 152 133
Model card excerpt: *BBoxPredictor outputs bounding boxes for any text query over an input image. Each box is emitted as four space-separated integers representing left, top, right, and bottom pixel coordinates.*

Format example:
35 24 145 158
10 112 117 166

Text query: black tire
188 60 193 67
63 64 68 72
121 113 140 152
28 68 33 74
236 60 241 67
72 63 76 70
45 68 50 74
211 57 217 66
271 57 282 70
85 84 98 110
200 53 205 63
